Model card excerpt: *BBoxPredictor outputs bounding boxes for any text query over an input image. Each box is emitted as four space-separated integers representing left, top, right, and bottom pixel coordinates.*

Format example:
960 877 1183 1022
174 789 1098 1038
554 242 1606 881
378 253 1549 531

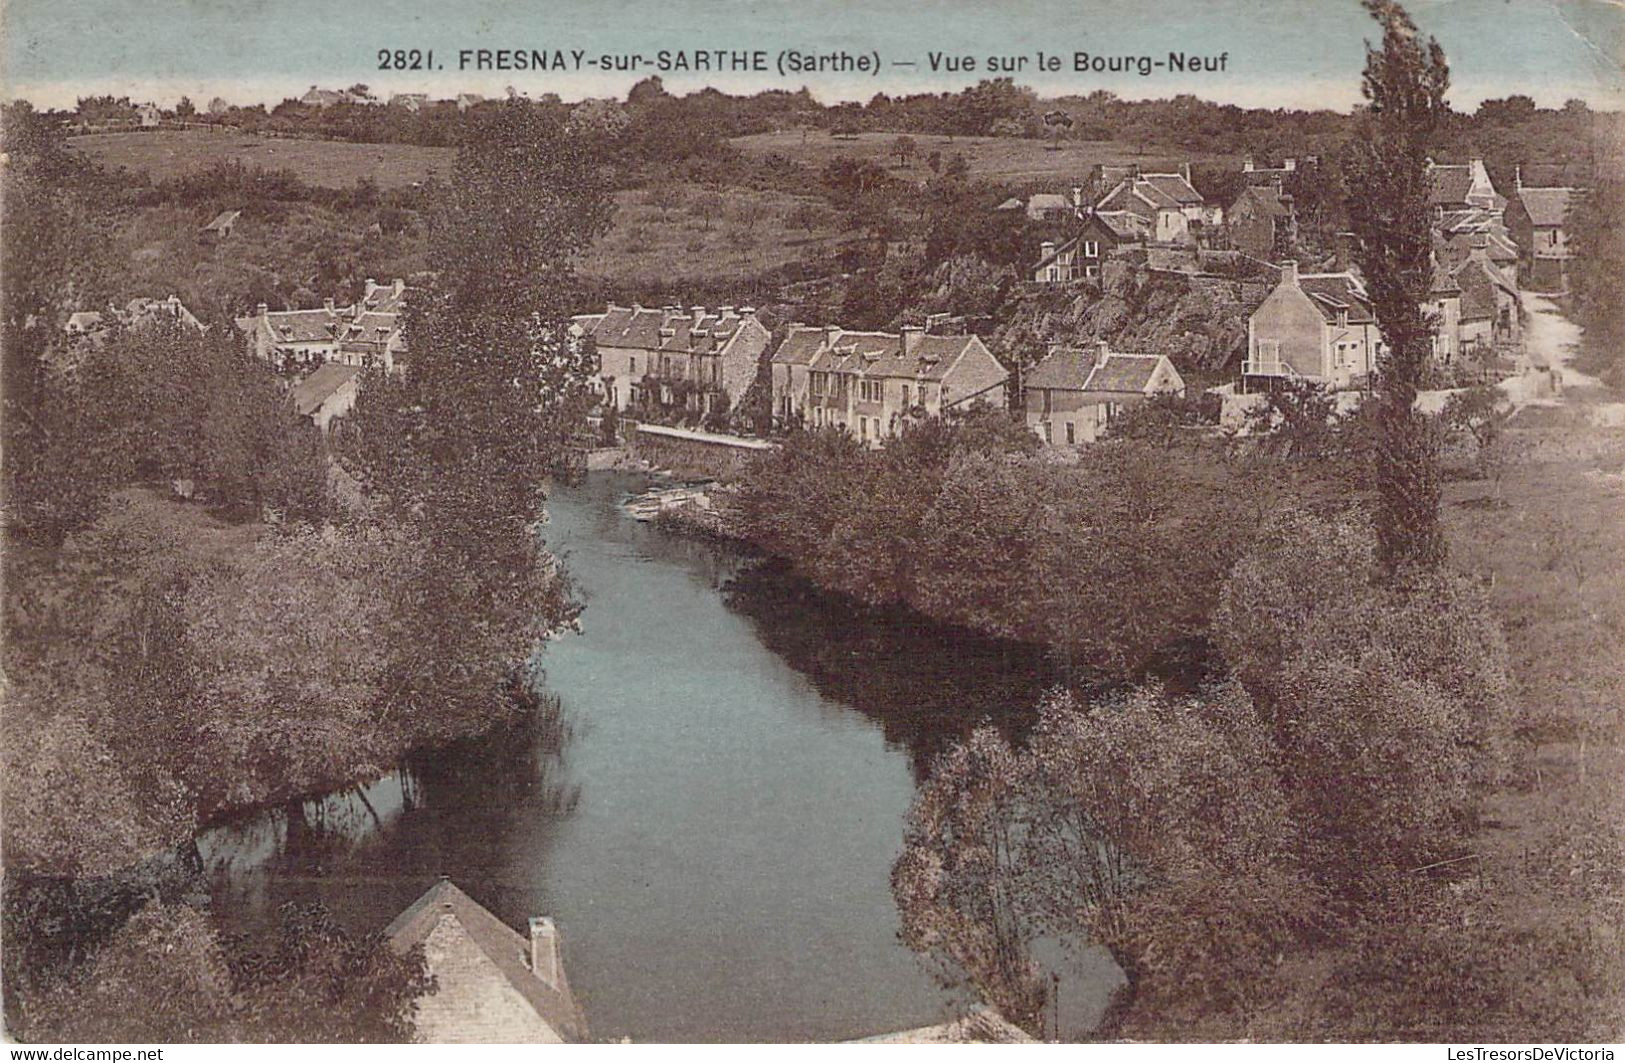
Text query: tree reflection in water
722 559 1059 779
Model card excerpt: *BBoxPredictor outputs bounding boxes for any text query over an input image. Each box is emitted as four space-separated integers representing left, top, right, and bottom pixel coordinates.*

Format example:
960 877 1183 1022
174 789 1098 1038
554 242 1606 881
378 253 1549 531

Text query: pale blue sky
4 0 1621 111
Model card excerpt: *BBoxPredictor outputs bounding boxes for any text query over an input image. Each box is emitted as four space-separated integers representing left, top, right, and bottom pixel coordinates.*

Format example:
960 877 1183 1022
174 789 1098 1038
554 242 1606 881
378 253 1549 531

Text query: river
200 471 1120 1041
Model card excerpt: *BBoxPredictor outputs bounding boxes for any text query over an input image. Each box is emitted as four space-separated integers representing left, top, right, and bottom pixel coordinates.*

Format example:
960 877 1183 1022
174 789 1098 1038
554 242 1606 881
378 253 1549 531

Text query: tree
1342 0 1452 574
343 100 609 738
892 134 917 167
692 190 725 232
175 96 196 119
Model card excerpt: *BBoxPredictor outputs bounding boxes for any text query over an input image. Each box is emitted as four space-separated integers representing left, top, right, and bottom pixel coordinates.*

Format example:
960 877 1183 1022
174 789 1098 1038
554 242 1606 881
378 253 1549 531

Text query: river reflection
201 472 1118 1042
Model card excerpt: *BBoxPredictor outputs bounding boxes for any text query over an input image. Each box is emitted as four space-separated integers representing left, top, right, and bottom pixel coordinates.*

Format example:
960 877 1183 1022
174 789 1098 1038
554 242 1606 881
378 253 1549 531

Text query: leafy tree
343 100 608 738
1342 0 1451 574
1568 180 1625 387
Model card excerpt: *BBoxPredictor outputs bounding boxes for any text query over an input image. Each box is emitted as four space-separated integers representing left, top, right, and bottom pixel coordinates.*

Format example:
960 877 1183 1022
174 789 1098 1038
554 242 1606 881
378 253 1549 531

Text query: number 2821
378 49 433 70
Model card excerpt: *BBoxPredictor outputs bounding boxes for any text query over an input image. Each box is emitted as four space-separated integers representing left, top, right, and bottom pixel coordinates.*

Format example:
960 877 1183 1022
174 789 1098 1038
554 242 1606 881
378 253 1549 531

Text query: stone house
1095 164 1221 245
1451 244 1521 349
1505 184 1577 292
235 279 412 373
770 324 1008 443
1427 158 1506 217
1024 342 1185 447
290 361 361 434
1032 210 1142 284
385 878 588 1044
1244 260 1382 391
572 304 770 415
1226 182 1294 259
1425 260 1463 367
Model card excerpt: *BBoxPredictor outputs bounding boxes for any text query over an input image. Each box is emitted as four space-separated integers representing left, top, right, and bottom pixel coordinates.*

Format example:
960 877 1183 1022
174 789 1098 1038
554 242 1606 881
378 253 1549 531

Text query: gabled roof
1296 272 1376 324
202 210 241 232
385 880 586 1042
775 325 988 382
579 305 756 356
1230 183 1291 219
66 311 105 331
1451 252 1519 320
1026 193 1072 214
995 197 1024 211
1026 346 1174 395
257 308 347 344
1094 210 1146 239
1428 164 1477 207
1517 186 1575 228
289 362 360 416
1141 173 1204 206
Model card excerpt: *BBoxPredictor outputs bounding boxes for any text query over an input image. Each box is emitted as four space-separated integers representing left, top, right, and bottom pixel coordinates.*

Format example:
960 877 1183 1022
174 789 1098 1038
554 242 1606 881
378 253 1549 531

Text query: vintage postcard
1 0 1621 1051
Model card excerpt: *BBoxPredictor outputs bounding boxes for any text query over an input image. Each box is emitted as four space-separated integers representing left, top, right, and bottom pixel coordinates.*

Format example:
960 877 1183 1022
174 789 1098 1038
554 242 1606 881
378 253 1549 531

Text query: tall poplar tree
1343 0 1451 574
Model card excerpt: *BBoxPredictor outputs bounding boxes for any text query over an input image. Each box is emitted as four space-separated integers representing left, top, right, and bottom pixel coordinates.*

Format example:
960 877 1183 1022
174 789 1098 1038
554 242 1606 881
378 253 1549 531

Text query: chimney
1180 161 1191 183
1514 164 1523 191
719 305 735 316
1280 259 1299 286
323 297 335 313
1284 158 1296 172
257 302 269 319
823 324 840 346
1094 338 1111 368
901 324 924 355
1040 239 1056 259
1243 157 1255 172
1072 186 1083 210
1128 163 1140 181
528 917 561 988
740 306 757 318
691 305 706 322
393 278 405 296
364 277 376 293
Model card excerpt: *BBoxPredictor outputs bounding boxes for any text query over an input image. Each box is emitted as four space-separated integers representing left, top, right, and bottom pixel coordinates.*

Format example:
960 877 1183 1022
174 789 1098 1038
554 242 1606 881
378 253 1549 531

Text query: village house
571 304 770 415
1024 341 1185 447
65 295 205 339
994 192 1076 224
1244 260 1382 391
136 102 162 127
1032 209 1142 284
1433 206 1520 273
201 209 240 241
1094 164 1221 245
1226 182 1295 259
1451 241 1522 349
770 323 1007 443
385 878 588 1044
388 92 429 112
1505 183 1577 291
235 279 411 372
289 361 361 434
300 86 348 108
456 93 485 112
1427 157 1506 217
1240 156 1305 185
1424 260 1463 366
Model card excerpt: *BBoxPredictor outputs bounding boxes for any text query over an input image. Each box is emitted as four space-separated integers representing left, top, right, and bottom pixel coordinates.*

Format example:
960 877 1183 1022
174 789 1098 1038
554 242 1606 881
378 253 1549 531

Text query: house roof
995 197 1024 211
289 362 360 416
1026 346 1173 395
1026 193 1071 214
1231 183 1291 218
202 210 241 232
66 311 104 331
385 879 586 1042
579 305 754 356
1141 173 1205 205
773 325 987 382
1452 253 1518 320
1517 186 1575 228
1297 272 1376 324
1428 164 1477 207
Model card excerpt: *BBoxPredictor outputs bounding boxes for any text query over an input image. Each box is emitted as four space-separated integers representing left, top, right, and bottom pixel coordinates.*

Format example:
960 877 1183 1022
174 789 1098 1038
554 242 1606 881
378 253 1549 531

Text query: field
577 183 848 289
67 130 454 189
731 130 1238 185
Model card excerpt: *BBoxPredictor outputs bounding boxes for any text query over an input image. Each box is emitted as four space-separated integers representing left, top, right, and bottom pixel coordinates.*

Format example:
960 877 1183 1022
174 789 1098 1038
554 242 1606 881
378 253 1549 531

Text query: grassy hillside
578 183 847 290
67 130 454 189
731 130 1237 185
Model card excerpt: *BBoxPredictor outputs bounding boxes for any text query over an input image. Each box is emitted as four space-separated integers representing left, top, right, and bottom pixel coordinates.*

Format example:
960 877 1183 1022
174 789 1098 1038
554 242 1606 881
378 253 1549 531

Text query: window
1042 422 1051 443
629 356 637 375
901 384 911 408
1066 421 1076 445
859 416 869 439
1083 240 1099 257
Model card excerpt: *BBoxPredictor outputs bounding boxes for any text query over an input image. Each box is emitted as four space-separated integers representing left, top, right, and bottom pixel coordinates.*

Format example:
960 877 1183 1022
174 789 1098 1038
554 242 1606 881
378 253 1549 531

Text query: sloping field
67 130 454 189
731 130 1236 184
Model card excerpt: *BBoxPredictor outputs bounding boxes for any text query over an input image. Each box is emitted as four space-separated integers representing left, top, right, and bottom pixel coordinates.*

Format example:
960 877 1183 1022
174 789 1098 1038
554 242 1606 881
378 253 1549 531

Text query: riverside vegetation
1 103 605 1039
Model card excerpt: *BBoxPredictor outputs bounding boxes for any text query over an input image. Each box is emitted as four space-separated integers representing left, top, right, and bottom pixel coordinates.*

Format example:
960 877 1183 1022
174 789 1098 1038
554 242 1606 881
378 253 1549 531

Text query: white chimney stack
1281 259 1299 285
901 324 924 355
1095 339 1111 368
529 916 561 988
